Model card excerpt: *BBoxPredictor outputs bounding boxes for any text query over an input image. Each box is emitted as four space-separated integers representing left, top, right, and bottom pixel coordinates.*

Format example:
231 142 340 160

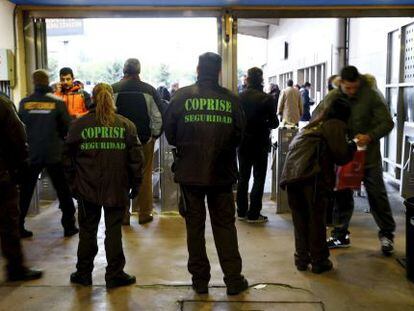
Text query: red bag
335 150 366 191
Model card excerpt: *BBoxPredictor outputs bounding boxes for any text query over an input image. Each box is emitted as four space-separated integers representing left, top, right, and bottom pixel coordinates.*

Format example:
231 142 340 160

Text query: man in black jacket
18 70 78 238
164 52 248 296
0 92 42 281
236 67 279 223
112 58 163 225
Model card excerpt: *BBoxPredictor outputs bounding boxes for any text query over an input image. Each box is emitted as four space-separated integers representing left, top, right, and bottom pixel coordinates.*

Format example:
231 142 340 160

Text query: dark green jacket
313 79 393 168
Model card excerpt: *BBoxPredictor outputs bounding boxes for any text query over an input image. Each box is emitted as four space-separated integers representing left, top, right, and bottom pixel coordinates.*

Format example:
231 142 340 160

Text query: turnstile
275 127 298 214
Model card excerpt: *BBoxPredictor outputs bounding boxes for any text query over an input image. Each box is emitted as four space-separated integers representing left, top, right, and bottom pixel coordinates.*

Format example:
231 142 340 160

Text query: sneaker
380 236 394 256
139 215 153 225
106 272 136 289
70 271 92 286
311 259 333 274
7 268 43 282
246 215 268 224
192 283 209 294
226 277 249 295
64 227 79 238
20 228 33 239
327 235 350 249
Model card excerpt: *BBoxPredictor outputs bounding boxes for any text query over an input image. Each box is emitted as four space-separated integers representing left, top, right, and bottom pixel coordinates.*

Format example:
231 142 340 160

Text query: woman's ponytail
92 83 116 127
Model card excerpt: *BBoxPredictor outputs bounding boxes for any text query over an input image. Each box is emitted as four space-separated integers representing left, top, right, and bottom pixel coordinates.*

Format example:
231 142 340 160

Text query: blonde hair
92 83 116 127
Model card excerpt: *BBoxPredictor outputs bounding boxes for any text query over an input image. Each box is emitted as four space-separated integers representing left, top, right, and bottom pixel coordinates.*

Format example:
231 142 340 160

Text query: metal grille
0 81 11 98
404 23 414 82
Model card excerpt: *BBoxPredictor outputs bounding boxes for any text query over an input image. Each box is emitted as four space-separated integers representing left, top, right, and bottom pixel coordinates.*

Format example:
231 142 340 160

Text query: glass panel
386 88 398 167
404 87 414 122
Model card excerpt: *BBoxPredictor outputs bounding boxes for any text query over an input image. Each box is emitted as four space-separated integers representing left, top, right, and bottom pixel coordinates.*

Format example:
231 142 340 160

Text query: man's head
340 66 360 97
123 58 141 76
304 82 311 89
197 52 222 79
32 69 49 87
287 79 294 87
247 67 263 87
59 67 74 90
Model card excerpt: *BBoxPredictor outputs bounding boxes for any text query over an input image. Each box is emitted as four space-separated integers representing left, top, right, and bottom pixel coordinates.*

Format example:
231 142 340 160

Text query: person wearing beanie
18 69 79 238
236 67 279 223
112 58 163 225
54 67 91 119
164 52 249 296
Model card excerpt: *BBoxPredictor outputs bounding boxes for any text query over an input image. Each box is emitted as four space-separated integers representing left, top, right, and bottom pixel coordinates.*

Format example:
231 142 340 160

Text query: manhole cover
181 301 324 310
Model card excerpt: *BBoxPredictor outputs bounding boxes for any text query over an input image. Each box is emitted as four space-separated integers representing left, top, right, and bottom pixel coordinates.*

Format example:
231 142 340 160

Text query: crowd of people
0 52 395 294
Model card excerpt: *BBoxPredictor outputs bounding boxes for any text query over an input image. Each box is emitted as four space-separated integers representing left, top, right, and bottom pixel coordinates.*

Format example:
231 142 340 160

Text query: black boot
70 271 92 286
226 277 249 295
106 272 136 289
64 226 79 238
7 267 43 282
311 259 333 274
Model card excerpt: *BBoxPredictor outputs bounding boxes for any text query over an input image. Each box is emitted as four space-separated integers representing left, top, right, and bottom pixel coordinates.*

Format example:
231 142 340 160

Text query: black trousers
0 182 25 273
286 180 330 265
182 185 243 287
331 163 396 239
76 200 125 280
19 162 76 230
236 148 268 219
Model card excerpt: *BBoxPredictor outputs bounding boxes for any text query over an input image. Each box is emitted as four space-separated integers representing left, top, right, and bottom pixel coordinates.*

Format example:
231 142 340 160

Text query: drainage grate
180 300 324 311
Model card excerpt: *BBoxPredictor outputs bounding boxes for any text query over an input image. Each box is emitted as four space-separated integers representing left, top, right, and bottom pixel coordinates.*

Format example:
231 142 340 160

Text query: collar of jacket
122 75 140 81
34 85 53 95
197 75 219 86
247 84 263 92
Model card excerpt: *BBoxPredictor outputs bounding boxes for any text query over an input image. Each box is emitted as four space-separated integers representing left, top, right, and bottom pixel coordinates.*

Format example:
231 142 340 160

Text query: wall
0 0 15 50
265 18 340 85
348 17 414 94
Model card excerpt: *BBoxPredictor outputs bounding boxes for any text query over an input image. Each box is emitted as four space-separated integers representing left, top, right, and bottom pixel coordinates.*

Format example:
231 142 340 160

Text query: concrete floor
1 186 414 311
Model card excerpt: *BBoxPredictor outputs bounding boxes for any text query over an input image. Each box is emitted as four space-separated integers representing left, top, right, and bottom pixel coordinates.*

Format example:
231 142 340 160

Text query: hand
355 134 372 147
128 187 139 199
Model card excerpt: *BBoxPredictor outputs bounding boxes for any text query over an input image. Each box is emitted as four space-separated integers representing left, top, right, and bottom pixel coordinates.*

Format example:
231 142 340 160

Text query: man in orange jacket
54 67 91 119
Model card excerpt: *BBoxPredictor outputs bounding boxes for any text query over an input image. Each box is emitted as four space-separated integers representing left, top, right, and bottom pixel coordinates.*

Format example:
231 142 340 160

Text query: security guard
18 70 78 238
164 52 248 295
0 92 42 281
64 83 144 288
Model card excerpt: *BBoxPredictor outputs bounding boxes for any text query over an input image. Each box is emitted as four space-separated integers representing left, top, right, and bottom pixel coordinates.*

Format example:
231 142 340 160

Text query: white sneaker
380 236 394 255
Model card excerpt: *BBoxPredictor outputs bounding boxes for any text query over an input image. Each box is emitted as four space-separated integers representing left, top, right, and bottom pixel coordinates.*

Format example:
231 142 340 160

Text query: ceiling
8 0 414 6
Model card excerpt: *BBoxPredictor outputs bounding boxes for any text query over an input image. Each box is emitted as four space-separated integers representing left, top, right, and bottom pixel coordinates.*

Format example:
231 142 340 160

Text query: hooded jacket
280 119 356 190
0 92 28 184
312 77 393 168
54 81 91 119
164 76 245 186
239 84 279 152
63 110 144 207
19 86 71 165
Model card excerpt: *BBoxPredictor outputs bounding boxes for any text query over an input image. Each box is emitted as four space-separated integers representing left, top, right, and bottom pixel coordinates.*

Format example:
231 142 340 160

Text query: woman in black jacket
64 83 144 288
280 98 356 274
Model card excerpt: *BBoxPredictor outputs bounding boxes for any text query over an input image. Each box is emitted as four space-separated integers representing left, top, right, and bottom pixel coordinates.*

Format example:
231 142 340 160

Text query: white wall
265 18 339 84
349 17 414 94
0 0 15 50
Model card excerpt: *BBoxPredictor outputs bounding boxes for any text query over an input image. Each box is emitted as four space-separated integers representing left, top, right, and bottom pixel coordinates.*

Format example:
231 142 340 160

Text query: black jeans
19 162 76 230
236 148 268 219
76 200 126 281
0 182 25 274
182 185 244 287
331 164 396 240
287 180 330 265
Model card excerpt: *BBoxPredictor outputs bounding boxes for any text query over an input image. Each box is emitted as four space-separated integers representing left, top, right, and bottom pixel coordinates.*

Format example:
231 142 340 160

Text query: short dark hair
287 79 294 87
59 67 74 78
304 82 311 87
198 52 221 77
341 66 360 82
247 67 263 86
326 97 351 123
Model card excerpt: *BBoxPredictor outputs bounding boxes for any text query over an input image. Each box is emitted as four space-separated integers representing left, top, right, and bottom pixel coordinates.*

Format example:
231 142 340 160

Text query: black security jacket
63 111 144 207
18 87 71 165
0 92 28 184
164 76 245 186
239 85 279 152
